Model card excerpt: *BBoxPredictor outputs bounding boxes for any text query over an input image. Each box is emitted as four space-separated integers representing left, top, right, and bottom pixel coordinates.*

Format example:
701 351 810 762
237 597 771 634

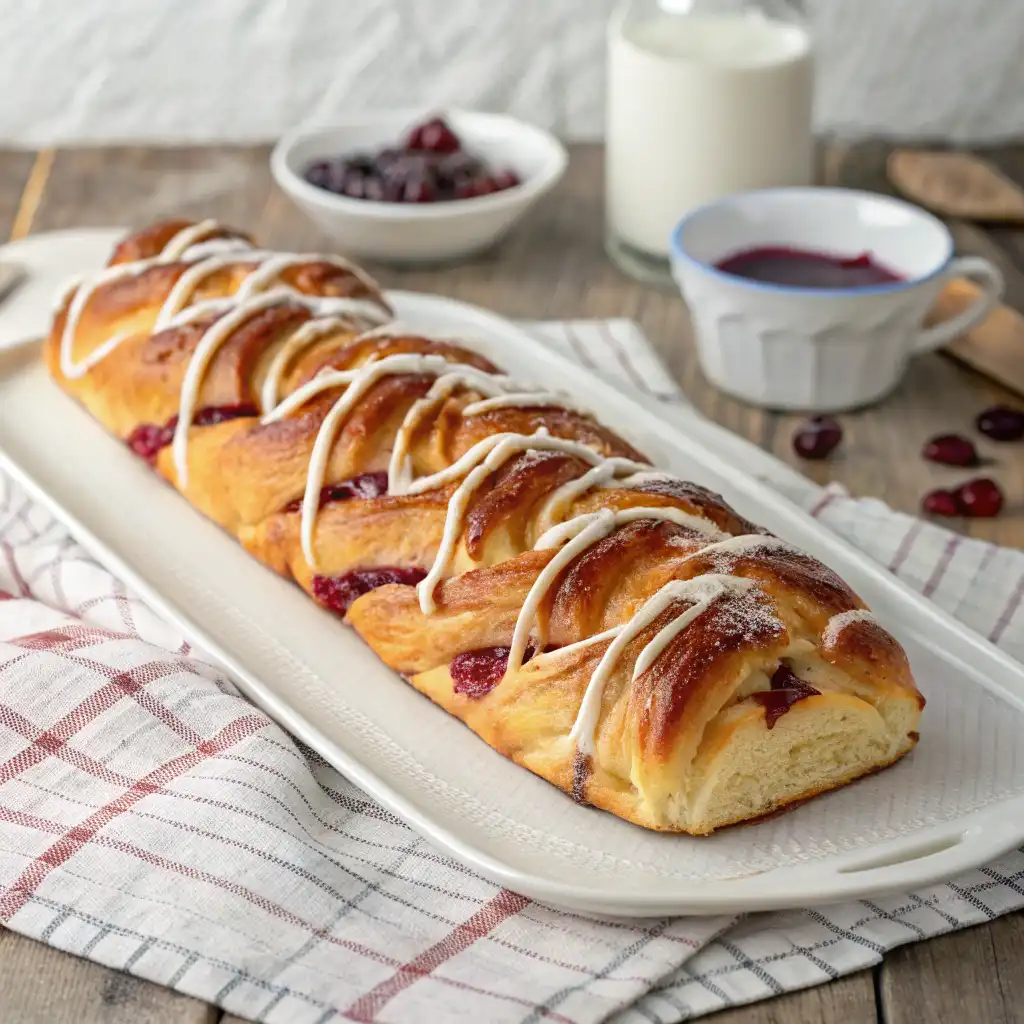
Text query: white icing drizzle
171 290 398 486
159 219 224 260
56 219 229 377
416 430 617 614
823 608 876 646
505 507 726 679
525 626 623 666
233 250 382 298
178 237 254 260
533 506 723 552
156 251 388 332
534 457 651 534
682 533 790 562
569 575 753 756
404 431 521 495
56 220 388 396
172 288 301 484
461 391 589 418
58 259 168 378
262 353 470 568
55 221 229 357
165 297 237 326
616 470 678 489
259 312 391 415
154 251 273 330
386 369 512 493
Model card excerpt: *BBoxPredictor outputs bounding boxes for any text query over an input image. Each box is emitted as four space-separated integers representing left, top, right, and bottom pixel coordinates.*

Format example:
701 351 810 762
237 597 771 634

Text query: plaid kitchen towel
0 319 1021 1024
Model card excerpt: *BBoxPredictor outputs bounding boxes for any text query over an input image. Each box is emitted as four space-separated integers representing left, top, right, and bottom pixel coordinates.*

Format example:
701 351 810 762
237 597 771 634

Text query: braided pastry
44 219 924 835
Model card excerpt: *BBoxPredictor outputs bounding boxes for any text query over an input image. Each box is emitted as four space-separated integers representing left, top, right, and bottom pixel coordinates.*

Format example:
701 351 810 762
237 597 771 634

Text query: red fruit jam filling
282 471 389 513
792 416 843 460
922 433 979 467
126 404 258 466
450 645 538 700
750 664 821 729
312 566 427 618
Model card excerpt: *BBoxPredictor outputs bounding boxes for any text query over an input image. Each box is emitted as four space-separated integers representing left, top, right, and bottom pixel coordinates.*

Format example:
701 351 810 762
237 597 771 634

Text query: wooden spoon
888 150 1024 223
928 277 1024 396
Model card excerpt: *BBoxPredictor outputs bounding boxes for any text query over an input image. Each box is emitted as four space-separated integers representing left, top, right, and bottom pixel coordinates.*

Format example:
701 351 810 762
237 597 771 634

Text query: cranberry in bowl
271 109 567 264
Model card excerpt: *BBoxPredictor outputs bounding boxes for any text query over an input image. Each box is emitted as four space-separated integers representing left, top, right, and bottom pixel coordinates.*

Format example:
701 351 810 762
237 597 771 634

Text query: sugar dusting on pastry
822 608 876 647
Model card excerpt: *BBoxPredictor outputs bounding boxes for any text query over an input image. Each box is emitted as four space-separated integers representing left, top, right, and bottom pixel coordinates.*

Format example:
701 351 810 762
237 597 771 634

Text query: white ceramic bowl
670 187 1004 411
271 109 568 264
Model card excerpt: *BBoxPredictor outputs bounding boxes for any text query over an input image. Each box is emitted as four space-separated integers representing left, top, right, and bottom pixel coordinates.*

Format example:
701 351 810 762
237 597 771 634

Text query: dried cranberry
312 566 426 618
341 171 368 199
922 488 962 517
362 174 387 202
491 170 521 191
384 152 428 182
792 416 843 460
126 423 174 466
345 153 377 176
957 477 1004 518
375 147 403 171
922 433 979 467
126 404 256 466
976 405 1024 442
326 161 350 194
406 116 461 154
439 151 483 186
402 178 436 203
304 160 333 189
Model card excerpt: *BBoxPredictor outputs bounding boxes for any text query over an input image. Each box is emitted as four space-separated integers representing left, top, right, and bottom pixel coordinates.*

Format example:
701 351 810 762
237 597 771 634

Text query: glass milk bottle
606 0 814 285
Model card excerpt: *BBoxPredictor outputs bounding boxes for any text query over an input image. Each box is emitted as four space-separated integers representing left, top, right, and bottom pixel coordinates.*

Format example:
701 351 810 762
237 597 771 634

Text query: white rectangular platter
2 279 1024 916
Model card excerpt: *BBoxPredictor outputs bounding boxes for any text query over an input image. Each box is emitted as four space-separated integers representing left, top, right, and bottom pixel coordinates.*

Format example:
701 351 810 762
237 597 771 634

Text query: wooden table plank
0 150 43 240
27 146 277 237
0 929 217 1024
702 972 878 1023
879 912 1024 1023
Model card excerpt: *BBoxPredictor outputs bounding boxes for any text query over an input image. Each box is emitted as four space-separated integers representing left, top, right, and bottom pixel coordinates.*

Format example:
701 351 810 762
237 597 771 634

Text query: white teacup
670 187 1004 411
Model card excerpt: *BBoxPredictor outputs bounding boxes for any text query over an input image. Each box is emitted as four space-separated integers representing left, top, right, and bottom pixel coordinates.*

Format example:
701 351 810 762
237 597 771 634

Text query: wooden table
0 142 1022 1023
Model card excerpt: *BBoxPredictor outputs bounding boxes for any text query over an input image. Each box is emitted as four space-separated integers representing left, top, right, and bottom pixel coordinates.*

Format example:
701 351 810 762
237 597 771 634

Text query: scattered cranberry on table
791 416 843 460
976 404 1024 442
921 488 962 518
957 477 1004 518
303 116 522 204
921 478 1004 518
922 433 980 467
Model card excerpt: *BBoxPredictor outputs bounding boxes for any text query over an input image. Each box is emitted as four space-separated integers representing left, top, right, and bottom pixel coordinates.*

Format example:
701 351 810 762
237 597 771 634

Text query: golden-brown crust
43 219 924 835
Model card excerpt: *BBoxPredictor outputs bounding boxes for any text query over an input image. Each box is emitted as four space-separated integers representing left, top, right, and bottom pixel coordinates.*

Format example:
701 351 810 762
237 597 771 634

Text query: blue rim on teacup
669 187 955 299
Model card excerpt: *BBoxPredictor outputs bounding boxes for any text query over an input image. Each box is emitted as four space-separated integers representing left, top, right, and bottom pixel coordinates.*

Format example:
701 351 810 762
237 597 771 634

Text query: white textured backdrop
1 0 1021 145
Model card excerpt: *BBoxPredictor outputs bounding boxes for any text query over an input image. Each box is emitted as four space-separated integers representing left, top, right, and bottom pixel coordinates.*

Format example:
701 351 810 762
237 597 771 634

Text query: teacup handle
914 256 1004 353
